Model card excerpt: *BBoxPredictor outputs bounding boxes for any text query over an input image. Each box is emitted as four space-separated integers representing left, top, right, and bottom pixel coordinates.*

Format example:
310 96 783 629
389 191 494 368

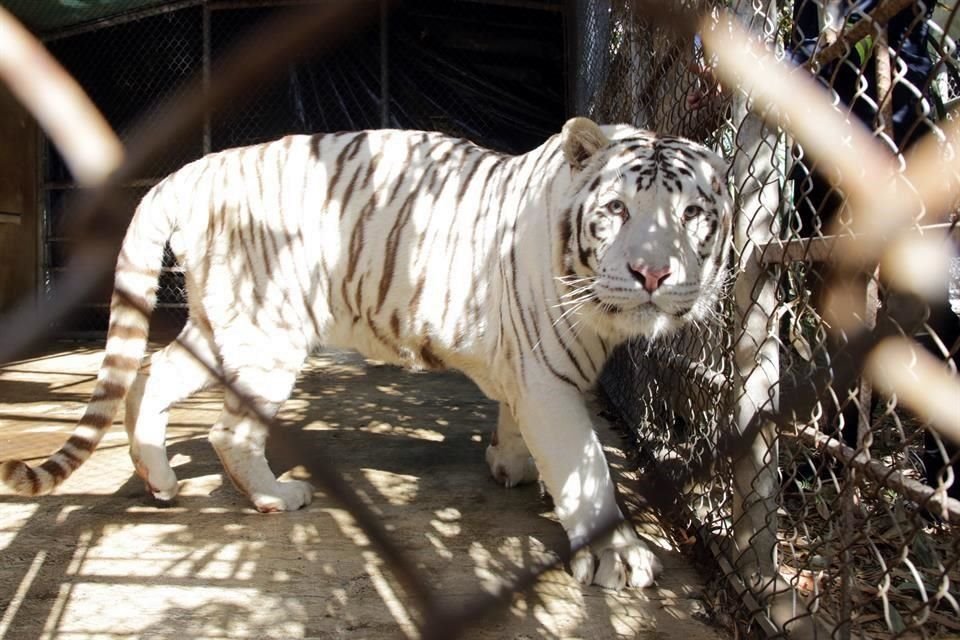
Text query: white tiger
1 117 732 590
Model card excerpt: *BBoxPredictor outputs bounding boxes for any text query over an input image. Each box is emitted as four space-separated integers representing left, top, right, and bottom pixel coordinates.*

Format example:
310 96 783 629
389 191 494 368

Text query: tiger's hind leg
208 357 313 513
485 403 539 488
125 321 220 501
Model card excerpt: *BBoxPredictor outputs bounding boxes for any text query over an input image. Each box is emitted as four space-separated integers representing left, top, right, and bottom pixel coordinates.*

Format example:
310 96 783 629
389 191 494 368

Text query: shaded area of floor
0 343 728 639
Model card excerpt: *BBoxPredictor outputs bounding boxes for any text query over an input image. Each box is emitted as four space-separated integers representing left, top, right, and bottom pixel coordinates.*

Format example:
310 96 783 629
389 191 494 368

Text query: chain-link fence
581 0 960 637
34 0 565 335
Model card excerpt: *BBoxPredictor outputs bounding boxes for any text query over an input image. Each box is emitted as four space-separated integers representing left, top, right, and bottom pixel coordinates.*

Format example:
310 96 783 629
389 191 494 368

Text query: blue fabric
789 0 934 147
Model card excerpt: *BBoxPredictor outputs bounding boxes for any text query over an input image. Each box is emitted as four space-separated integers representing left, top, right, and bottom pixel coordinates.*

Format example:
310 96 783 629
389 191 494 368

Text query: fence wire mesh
583 0 960 637
2 0 960 638
35 0 564 334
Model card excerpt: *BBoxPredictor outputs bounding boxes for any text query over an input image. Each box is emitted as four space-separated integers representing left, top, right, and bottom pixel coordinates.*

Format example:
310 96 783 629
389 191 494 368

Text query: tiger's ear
561 117 609 170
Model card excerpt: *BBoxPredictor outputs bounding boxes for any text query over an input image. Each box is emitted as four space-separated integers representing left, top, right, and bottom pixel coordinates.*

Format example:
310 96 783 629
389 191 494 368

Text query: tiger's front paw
570 524 662 590
485 441 538 488
134 459 179 502
251 479 314 513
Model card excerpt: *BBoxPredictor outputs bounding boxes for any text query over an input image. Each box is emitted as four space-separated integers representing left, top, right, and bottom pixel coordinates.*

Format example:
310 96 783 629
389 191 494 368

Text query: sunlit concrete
0 343 727 639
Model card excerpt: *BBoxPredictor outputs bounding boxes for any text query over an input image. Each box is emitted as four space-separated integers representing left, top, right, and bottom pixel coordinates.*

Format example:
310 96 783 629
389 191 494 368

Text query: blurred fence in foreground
581 0 960 637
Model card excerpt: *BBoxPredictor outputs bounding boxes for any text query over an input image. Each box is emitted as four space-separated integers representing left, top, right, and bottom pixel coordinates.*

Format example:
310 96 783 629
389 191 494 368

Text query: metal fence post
730 0 781 587
731 107 781 586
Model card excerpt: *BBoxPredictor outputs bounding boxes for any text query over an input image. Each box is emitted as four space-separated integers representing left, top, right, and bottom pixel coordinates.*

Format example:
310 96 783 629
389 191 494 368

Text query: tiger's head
556 117 732 341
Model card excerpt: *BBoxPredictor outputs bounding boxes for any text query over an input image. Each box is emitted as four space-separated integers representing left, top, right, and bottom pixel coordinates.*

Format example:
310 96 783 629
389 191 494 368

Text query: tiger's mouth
559 280 691 326
604 301 651 313
602 298 689 320
594 292 656 312
591 298 686 340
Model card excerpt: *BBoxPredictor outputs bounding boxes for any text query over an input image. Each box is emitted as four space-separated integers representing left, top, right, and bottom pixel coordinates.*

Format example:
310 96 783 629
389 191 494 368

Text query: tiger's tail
0 187 173 495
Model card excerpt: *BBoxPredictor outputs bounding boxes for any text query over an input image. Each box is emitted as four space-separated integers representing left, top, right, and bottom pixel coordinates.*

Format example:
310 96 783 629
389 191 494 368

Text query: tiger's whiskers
533 292 596 352
560 283 596 300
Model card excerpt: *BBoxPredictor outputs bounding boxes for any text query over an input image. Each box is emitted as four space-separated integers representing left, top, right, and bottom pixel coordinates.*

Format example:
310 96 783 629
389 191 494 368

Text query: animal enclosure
1 0 959 639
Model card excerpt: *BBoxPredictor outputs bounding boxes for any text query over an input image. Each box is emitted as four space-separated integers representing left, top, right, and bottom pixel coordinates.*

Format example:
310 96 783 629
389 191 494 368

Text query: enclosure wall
0 84 38 313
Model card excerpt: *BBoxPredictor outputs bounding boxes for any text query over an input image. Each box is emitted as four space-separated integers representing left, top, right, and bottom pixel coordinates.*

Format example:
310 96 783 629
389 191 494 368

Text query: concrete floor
0 343 727 640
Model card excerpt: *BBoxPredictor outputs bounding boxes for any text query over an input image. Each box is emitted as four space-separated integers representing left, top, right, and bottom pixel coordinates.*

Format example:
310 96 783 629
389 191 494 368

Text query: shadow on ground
0 343 725 639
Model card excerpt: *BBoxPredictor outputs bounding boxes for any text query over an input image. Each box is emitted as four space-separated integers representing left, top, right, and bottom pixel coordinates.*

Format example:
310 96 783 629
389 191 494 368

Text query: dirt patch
0 343 727 639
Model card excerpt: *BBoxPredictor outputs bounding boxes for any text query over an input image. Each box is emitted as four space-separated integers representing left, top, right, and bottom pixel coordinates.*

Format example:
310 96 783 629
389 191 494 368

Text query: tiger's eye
607 199 629 220
682 205 702 222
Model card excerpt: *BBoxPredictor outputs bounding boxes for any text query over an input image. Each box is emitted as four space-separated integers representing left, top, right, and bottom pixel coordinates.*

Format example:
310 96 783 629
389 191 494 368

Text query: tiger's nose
627 260 671 293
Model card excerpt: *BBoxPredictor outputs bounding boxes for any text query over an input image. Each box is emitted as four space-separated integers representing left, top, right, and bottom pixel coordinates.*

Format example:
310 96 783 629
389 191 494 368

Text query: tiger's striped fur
1 117 731 589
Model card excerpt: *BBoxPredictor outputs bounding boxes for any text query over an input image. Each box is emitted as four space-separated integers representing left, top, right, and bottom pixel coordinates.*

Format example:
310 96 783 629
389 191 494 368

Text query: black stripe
377 173 431 313
338 164 364 218
326 133 368 209
67 435 95 452
559 214 573 270
40 459 68 482
456 154 484 203
346 199 377 283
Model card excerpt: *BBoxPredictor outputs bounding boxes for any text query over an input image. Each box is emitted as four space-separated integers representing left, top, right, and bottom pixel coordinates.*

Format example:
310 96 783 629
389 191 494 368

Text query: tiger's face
557 118 732 341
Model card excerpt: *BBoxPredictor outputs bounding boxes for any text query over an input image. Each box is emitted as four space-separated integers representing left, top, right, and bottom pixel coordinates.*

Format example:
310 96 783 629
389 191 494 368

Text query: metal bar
41 0 204 42
726 5 786 632
840 274 881 640
42 179 162 190
202 4 212 155
61 302 189 309
0 212 21 224
757 222 960 265
730 33 782 593
46 265 186 274
560 0 572 116
786 424 960 520
35 116 45 303
807 0 915 70
864 27 893 445
838 26 894 627
380 0 389 128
